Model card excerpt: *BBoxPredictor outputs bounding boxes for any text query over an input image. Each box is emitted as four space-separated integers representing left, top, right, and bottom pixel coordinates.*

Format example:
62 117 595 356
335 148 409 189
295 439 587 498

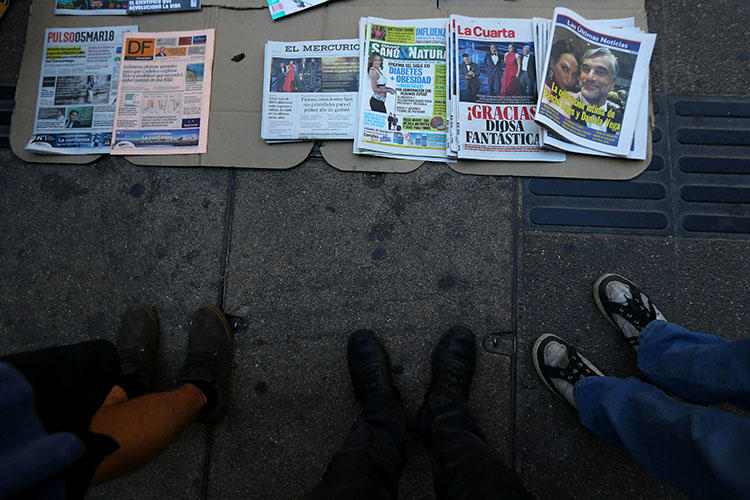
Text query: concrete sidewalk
1 0 748 498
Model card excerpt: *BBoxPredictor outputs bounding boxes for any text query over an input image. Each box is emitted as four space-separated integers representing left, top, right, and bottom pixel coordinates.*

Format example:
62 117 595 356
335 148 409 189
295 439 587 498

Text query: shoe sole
532 333 604 406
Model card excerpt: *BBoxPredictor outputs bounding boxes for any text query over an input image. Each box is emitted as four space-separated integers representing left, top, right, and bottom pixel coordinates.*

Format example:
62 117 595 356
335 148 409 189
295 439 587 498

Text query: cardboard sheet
11 0 652 178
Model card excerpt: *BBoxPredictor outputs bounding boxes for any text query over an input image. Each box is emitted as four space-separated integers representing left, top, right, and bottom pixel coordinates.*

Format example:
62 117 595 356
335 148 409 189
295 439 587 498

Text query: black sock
118 371 146 399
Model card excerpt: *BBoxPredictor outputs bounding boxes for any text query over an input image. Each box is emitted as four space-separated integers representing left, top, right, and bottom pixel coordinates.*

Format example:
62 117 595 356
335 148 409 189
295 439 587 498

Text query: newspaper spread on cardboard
535 8 655 156
266 0 329 21
55 0 127 15
25 26 136 155
354 17 449 161
449 15 564 162
534 16 649 160
261 40 360 141
111 29 214 155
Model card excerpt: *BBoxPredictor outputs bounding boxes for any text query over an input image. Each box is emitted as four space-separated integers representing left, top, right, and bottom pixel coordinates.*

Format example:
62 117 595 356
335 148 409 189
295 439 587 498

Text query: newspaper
266 0 329 20
535 8 655 156
354 17 449 161
533 16 649 159
55 0 127 15
25 26 136 155
127 0 200 14
111 29 214 155
261 40 360 141
449 15 564 162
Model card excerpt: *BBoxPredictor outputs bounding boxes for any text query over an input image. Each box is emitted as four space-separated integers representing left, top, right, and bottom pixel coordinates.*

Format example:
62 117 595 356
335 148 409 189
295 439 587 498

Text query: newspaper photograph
25 26 137 155
266 0 329 21
55 0 127 15
535 8 655 156
354 17 449 161
261 40 359 141
111 29 214 155
450 15 564 162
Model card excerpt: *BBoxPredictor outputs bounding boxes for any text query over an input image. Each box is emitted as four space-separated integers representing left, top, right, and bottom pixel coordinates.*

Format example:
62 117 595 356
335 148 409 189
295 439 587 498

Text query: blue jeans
575 321 750 499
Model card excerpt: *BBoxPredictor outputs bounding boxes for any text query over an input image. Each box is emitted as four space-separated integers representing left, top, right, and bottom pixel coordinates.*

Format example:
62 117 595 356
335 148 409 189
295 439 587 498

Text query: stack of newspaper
446 15 564 162
354 17 450 161
533 8 656 159
352 15 564 162
261 39 360 143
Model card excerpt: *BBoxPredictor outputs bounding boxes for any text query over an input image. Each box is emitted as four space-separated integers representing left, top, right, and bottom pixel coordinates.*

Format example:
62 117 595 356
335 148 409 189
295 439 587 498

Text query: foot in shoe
593 273 666 349
533 334 603 409
177 306 234 423
117 304 159 398
347 330 400 405
426 326 476 400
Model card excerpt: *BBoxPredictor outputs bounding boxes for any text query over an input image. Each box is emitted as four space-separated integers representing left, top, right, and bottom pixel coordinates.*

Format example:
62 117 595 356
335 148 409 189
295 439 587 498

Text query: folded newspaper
55 0 127 15
447 15 564 162
25 26 136 155
111 29 215 155
266 0 329 21
534 8 656 157
354 17 449 162
261 40 360 142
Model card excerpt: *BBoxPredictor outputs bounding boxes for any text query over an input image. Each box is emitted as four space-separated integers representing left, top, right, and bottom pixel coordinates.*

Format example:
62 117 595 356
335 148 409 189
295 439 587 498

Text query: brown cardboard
11 0 652 178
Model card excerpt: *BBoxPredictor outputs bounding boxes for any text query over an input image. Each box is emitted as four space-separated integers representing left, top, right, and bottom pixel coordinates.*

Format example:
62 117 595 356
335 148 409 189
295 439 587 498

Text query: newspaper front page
111 29 214 155
266 0 329 20
55 0 127 15
354 17 449 161
450 15 564 162
535 8 655 156
25 26 136 155
261 39 359 141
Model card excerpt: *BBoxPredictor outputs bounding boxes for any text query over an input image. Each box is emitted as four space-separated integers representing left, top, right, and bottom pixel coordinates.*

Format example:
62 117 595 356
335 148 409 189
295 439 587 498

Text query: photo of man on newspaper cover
541 27 633 136
458 40 536 104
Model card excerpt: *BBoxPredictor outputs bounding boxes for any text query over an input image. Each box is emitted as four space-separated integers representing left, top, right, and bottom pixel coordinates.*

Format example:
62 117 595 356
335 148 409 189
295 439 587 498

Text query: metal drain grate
0 83 14 148
523 94 750 239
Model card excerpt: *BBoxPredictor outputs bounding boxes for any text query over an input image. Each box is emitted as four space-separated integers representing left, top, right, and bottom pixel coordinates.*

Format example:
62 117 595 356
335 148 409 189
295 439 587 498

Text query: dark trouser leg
420 392 530 500
308 393 408 499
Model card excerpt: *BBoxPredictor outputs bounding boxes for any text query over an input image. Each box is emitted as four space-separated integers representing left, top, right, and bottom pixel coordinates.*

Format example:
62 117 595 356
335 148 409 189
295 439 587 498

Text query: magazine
266 0 328 21
448 15 564 162
354 17 449 161
535 8 656 156
261 40 360 141
111 29 215 155
25 26 137 155
55 0 127 15
127 0 200 14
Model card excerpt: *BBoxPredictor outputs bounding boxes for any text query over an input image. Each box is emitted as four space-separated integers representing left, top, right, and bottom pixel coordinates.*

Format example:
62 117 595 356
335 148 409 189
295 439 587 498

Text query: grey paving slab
644 0 666 94
209 160 515 498
0 151 228 499
659 0 750 96
517 232 684 499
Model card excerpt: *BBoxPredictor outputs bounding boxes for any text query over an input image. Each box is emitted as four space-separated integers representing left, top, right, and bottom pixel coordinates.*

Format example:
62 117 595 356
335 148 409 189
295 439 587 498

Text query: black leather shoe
426 326 476 400
347 330 400 405
177 306 234 422
117 304 159 398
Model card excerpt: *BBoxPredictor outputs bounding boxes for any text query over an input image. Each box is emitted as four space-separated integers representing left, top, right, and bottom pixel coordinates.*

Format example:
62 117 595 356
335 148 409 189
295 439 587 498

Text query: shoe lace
440 360 464 393
181 350 216 377
362 364 384 397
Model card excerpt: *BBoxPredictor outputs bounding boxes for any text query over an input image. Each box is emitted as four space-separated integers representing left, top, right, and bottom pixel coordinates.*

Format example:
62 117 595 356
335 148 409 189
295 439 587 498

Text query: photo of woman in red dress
283 60 296 92
500 43 522 96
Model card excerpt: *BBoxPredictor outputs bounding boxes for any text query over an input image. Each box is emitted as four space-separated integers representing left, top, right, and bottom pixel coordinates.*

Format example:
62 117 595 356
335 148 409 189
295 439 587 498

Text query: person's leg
421 327 530 500
534 333 750 499
576 376 750 499
308 331 407 499
89 384 206 485
593 273 750 409
90 305 234 486
637 321 750 410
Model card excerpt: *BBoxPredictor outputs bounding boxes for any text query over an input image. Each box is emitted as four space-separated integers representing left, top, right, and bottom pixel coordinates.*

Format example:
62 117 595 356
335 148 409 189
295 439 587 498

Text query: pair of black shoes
116 304 234 422
347 326 476 411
